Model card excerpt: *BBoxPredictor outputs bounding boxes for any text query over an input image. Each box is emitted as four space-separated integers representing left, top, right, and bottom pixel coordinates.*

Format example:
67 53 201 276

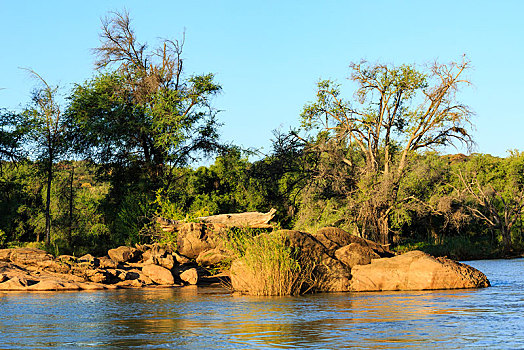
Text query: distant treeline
1 10 522 259
1 150 523 259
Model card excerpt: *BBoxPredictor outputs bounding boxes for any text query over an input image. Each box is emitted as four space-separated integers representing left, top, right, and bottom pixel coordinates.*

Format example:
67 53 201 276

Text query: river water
0 259 522 349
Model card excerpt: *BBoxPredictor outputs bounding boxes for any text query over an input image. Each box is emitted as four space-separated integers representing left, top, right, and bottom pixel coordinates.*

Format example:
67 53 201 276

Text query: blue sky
1 1 523 157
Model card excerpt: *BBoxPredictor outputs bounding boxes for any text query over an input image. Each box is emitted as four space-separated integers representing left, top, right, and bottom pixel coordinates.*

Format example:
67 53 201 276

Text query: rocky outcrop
230 228 490 295
350 250 490 291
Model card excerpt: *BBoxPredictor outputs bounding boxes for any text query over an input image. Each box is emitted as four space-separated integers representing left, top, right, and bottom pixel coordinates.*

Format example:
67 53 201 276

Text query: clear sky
1 1 523 157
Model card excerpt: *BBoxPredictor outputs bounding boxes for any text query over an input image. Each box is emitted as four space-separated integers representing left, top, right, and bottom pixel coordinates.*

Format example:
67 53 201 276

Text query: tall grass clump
224 228 319 296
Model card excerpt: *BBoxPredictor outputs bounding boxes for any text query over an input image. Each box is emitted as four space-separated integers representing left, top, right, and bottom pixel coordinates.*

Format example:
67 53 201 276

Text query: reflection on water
0 259 523 349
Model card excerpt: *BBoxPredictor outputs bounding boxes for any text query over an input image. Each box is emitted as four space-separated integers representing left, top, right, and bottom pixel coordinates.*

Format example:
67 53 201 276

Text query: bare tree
24 69 66 245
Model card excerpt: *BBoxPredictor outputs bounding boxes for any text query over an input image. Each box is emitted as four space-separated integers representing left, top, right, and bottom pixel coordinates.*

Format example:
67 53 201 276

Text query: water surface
0 259 522 349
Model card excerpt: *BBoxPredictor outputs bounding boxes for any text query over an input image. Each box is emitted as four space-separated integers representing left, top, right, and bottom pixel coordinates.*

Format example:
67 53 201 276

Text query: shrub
225 228 319 296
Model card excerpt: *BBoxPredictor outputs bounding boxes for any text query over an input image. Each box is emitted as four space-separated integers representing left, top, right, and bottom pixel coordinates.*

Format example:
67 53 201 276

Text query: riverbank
0 223 490 293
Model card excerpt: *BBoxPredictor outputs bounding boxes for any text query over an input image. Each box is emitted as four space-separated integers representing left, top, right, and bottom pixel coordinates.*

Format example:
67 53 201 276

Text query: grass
223 228 319 296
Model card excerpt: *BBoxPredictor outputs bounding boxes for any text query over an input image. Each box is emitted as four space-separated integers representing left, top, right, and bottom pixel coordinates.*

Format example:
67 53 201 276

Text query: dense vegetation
1 11 523 259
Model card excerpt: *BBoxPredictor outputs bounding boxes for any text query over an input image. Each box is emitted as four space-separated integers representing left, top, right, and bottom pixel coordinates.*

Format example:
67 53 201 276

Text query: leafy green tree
454 152 524 251
301 58 474 244
0 109 26 163
66 11 222 185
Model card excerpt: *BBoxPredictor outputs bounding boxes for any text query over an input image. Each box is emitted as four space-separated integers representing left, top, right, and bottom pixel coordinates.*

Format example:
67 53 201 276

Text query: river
0 258 522 349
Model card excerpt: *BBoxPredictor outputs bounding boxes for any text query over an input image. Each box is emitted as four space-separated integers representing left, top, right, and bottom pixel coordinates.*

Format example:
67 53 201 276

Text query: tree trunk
68 164 74 247
45 158 52 246
501 226 512 252
377 212 390 246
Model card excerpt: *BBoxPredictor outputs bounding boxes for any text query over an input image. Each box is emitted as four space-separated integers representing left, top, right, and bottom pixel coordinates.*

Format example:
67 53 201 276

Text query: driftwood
156 208 277 231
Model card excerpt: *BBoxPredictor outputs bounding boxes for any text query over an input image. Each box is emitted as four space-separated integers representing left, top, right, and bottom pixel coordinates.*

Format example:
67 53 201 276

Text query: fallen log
156 208 277 230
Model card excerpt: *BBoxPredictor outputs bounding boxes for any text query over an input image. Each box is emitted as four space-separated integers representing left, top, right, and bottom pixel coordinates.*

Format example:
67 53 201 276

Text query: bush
225 229 319 296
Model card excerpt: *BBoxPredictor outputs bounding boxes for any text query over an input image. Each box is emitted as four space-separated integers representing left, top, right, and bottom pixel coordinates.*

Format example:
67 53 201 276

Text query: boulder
350 250 490 292
335 243 380 268
142 264 175 285
98 256 118 269
176 222 226 259
179 268 199 285
108 246 140 263
313 227 394 258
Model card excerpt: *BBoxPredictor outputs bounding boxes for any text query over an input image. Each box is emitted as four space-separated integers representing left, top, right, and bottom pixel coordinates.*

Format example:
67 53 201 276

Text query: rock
124 270 140 280
26 280 74 291
78 254 95 262
108 246 140 263
155 255 175 270
179 268 199 285
196 248 231 267
0 273 8 283
176 222 226 259
9 248 54 266
350 250 490 292
0 276 37 291
98 256 118 269
174 253 191 265
0 249 12 262
116 279 144 288
314 227 394 258
38 259 71 274
142 264 175 285
335 243 380 268
57 255 77 264
87 270 110 284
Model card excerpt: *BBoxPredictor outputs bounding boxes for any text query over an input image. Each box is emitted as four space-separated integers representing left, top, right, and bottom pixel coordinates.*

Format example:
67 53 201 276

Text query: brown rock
176 222 226 259
0 273 8 283
38 259 71 274
314 227 394 257
174 253 191 265
196 248 231 267
142 264 175 285
350 250 490 292
116 279 144 288
108 246 140 263
335 243 380 268
0 249 12 262
9 248 54 266
87 270 110 284
0 276 37 291
98 256 118 269
179 268 199 285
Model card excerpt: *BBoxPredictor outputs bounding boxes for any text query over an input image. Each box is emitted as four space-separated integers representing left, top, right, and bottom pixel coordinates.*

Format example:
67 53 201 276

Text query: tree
455 153 524 252
66 10 222 186
23 70 67 245
0 109 26 164
301 58 474 244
